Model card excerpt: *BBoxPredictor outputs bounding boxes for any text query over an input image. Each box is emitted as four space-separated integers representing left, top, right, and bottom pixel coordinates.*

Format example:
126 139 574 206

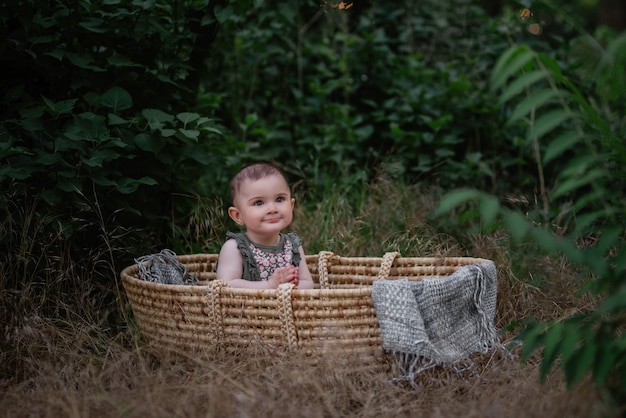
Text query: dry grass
0 324 606 418
0 177 616 417
0 312 605 418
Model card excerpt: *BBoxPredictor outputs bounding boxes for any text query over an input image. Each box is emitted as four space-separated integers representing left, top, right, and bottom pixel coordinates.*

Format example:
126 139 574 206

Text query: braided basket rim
120 252 494 354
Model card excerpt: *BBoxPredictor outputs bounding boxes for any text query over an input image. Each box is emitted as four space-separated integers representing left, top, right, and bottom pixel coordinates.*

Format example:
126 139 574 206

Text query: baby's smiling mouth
265 217 281 223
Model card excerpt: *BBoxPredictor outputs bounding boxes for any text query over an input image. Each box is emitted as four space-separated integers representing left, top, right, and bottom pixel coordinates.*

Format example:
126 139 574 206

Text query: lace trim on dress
225 231 302 282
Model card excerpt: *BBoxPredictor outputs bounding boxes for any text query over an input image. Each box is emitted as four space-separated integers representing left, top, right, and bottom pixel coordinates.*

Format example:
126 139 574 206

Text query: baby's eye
276 196 285 203
253 200 264 206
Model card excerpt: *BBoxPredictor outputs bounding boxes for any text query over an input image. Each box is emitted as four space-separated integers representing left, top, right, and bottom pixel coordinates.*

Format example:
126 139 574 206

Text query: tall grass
294 175 459 257
0 174 612 417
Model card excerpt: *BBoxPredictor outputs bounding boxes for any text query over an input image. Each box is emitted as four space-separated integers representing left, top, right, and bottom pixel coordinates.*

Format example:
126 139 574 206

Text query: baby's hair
230 162 290 203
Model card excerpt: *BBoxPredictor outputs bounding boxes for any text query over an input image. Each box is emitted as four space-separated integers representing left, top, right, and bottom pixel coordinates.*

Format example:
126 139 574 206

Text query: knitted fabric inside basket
135 249 198 285
371 261 499 386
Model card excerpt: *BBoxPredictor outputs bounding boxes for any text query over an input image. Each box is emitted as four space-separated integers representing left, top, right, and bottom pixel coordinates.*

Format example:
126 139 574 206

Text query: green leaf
19 106 44 119
106 52 143 68
133 133 165 154
491 47 522 90
562 78 610 136
530 228 559 254
21 118 45 132
527 109 575 142
558 324 580 381
41 96 78 117
539 322 564 382
185 149 212 164
426 114 452 131
559 154 594 177
82 149 120 167
479 194 500 226
551 169 604 199
214 4 235 24
244 113 258 126
108 113 129 125
176 112 200 126
569 189 605 217
498 70 549 104
593 343 618 386
0 144 30 158
195 116 212 126
519 322 548 362
57 179 82 193
507 89 565 126
491 46 535 92
138 176 158 186
595 227 622 255
554 236 581 263
69 112 108 141
64 52 105 71
78 18 107 33
0 165 34 181
57 220 75 239
142 108 174 130
502 210 531 241
572 210 608 234
543 131 583 164
92 174 117 187
537 53 563 83
569 334 597 385
35 152 60 165
201 126 223 136
160 129 176 137
115 176 158 194
597 288 626 315
179 129 200 140
40 189 62 205
432 189 482 218
101 87 132 111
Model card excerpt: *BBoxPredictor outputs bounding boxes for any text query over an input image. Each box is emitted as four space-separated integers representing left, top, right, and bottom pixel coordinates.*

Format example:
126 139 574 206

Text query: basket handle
277 283 298 349
376 251 401 280
317 251 335 289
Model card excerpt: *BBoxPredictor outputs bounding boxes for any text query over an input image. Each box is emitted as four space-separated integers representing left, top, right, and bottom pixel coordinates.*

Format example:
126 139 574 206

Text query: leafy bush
202 0 546 196
435 29 626 407
0 0 232 325
0 1 230 234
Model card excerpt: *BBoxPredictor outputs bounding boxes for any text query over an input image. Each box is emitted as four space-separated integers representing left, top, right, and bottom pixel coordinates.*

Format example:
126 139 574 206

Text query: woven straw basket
121 251 493 355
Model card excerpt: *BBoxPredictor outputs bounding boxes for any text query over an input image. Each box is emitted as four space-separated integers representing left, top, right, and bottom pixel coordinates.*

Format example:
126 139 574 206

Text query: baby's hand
270 266 299 287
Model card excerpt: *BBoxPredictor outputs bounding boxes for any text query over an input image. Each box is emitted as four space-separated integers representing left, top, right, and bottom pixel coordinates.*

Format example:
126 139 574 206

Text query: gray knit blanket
372 262 499 386
135 249 197 285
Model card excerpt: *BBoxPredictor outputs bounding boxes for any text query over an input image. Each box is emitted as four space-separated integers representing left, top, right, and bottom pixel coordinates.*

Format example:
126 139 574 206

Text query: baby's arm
216 239 278 289
296 245 315 289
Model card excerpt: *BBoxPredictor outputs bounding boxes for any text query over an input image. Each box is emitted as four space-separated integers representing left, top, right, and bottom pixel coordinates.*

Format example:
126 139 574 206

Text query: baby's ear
228 206 243 225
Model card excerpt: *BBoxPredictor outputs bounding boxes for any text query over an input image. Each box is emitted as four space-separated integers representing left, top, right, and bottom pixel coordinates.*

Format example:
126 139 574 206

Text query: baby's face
232 174 294 244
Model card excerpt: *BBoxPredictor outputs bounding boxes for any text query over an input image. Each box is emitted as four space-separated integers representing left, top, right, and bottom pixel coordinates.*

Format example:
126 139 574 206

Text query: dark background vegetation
1 0 625 415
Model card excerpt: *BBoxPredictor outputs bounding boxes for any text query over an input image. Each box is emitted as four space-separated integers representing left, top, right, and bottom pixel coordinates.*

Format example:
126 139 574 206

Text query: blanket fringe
372 261 503 388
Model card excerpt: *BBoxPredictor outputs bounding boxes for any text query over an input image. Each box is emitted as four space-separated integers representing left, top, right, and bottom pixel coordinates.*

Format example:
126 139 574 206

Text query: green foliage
0 0 230 239
0 0 236 321
202 0 536 196
0 0 554 254
435 30 626 404
492 41 624 234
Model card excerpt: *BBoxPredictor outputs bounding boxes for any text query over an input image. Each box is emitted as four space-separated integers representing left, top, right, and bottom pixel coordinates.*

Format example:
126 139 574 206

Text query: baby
216 163 315 289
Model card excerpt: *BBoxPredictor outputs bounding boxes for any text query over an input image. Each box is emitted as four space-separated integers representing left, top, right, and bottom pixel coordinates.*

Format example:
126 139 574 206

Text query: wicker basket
120 251 493 355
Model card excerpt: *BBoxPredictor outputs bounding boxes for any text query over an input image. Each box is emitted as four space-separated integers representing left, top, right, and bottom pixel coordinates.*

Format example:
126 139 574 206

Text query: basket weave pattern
121 252 493 354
